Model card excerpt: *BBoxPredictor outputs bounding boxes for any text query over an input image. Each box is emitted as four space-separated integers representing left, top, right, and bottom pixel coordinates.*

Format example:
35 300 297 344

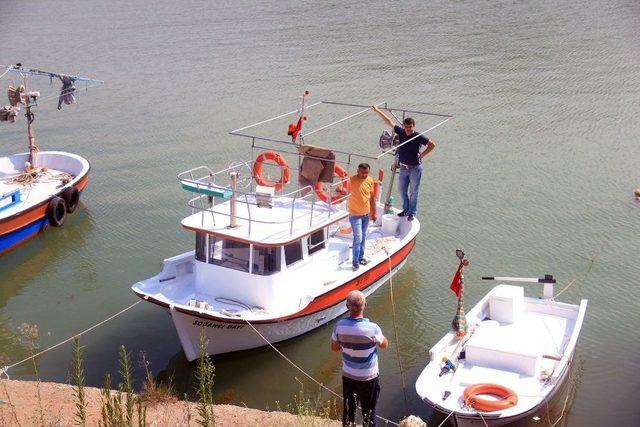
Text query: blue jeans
349 214 369 267
398 164 423 215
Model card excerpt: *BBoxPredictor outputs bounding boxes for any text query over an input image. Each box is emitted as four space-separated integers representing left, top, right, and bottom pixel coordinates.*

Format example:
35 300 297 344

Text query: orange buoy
253 151 290 191
463 383 518 412
315 164 349 204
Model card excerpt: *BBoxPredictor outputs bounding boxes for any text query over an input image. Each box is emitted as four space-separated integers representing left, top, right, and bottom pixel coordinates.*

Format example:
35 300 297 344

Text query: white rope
0 66 11 80
436 408 456 427
241 318 399 426
384 247 409 411
476 410 489 427
1 300 141 378
546 392 570 427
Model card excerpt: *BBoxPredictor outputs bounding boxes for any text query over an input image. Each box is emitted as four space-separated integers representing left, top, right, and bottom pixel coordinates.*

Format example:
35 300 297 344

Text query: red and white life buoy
253 151 290 191
315 164 349 204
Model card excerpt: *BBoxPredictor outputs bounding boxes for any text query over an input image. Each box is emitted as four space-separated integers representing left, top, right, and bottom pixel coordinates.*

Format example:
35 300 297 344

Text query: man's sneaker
407 214 414 221
352 264 359 271
359 258 369 266
397 211 408 217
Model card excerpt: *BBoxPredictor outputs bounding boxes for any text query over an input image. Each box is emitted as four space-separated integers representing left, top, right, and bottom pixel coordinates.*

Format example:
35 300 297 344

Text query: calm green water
1 1 640 425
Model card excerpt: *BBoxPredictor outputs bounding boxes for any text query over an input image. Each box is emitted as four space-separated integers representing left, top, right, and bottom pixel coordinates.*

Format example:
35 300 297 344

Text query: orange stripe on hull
0 173 90 235
286 237 416 319
170 237 417 324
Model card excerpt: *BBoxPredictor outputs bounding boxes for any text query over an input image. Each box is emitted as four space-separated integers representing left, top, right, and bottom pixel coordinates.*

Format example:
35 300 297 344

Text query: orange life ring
315 164 349 204
253 151 290 191
463 383 518 412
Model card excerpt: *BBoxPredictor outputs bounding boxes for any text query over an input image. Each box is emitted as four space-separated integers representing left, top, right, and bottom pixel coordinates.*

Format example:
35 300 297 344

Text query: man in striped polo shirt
331 290 388 427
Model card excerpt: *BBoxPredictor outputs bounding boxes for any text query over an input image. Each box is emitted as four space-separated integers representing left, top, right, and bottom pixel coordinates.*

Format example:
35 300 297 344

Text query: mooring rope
546 392 570 427
436 408 456 427
384 247 409 412
0 300 141 380
241 317 399 426
0 66 12 80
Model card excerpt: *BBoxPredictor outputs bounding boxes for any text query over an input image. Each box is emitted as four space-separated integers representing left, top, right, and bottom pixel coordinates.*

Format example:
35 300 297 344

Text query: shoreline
0 379 340 426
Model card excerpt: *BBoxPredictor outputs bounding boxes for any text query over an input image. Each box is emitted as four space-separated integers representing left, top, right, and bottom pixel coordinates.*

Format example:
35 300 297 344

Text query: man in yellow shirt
348 163 377 271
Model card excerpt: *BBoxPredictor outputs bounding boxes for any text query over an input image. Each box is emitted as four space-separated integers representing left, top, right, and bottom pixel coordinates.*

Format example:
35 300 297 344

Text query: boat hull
426 360 572 427
169 257 406 361
0 152 90 256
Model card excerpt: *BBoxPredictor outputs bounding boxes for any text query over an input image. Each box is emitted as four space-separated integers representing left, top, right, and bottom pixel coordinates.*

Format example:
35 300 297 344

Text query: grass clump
18 322 45 425
72 336 87 426
195 329 215 427
98 345 146 427
138 351 177 405
275 379 338 427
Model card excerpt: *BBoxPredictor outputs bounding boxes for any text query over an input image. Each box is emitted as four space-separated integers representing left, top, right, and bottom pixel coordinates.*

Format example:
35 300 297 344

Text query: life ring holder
463 383 518 412
252 152 291 191
314 164 350 204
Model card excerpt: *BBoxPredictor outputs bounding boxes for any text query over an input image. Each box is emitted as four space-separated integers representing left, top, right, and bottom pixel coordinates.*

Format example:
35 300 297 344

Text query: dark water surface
1 1 640 425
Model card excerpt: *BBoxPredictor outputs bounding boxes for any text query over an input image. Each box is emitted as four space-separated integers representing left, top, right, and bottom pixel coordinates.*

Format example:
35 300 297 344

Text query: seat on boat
465 286 542 377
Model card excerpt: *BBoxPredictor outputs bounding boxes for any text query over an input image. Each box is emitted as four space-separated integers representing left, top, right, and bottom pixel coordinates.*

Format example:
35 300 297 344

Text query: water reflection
0 204 95 295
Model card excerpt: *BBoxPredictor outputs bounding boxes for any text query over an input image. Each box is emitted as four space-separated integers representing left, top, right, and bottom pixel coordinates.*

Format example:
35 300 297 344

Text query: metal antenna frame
229 98 453 209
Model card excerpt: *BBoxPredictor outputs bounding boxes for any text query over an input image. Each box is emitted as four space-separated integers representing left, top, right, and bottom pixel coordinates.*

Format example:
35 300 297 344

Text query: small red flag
287 116 304 142
449 263 464 297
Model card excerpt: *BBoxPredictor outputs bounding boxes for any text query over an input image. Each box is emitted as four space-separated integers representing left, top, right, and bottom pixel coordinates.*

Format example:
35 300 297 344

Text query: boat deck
181 195 348 245
0 168 72 219
417 296 584 418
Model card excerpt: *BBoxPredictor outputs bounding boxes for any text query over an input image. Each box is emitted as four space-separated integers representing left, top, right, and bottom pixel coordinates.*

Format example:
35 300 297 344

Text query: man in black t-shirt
373 105 436 221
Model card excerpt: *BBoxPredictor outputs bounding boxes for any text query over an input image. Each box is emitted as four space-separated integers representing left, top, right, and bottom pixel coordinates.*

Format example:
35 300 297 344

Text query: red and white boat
132 97 452 360
0 65 102 256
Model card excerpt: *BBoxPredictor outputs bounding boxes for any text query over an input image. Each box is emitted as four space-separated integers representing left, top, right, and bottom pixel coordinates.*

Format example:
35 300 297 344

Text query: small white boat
132 96 452 360
0 65 102 255
416 266 588 427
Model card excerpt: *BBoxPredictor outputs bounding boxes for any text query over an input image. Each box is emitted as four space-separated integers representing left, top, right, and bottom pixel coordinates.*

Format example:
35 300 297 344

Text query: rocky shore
0 380 341 426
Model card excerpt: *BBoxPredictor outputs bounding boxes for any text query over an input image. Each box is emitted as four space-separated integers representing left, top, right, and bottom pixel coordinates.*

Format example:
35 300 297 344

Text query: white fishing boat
415 252 588 427
132 95 452 360
0 64 102 255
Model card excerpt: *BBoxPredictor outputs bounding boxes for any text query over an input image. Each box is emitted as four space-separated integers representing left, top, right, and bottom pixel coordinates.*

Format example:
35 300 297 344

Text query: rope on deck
0 300 141 379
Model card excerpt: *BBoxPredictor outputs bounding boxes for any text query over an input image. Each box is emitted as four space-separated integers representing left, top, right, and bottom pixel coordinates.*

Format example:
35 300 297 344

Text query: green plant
118 345 135 426
280 380 339 427
195 329 215 427
100 372 124 426
138 351 176 405
18 322 44 426
72 336 87 426
184 393 193 427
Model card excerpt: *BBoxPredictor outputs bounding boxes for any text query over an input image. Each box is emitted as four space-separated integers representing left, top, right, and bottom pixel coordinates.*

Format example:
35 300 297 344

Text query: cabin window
207 236 250 273
252 246 281 276
307 229 326 255
195 233 207 262
284 240 303 266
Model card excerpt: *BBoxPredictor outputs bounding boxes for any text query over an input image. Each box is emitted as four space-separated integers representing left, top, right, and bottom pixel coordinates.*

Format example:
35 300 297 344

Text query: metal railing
181 163 350 239
229 100 453 161
180 98 452 239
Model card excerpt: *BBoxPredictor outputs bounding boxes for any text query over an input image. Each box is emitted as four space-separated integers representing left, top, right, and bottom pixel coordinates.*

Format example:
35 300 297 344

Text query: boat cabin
193 226 327 276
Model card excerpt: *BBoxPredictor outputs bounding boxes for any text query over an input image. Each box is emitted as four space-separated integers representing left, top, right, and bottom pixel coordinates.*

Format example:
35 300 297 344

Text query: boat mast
23 75 38 170
1 64 104 171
